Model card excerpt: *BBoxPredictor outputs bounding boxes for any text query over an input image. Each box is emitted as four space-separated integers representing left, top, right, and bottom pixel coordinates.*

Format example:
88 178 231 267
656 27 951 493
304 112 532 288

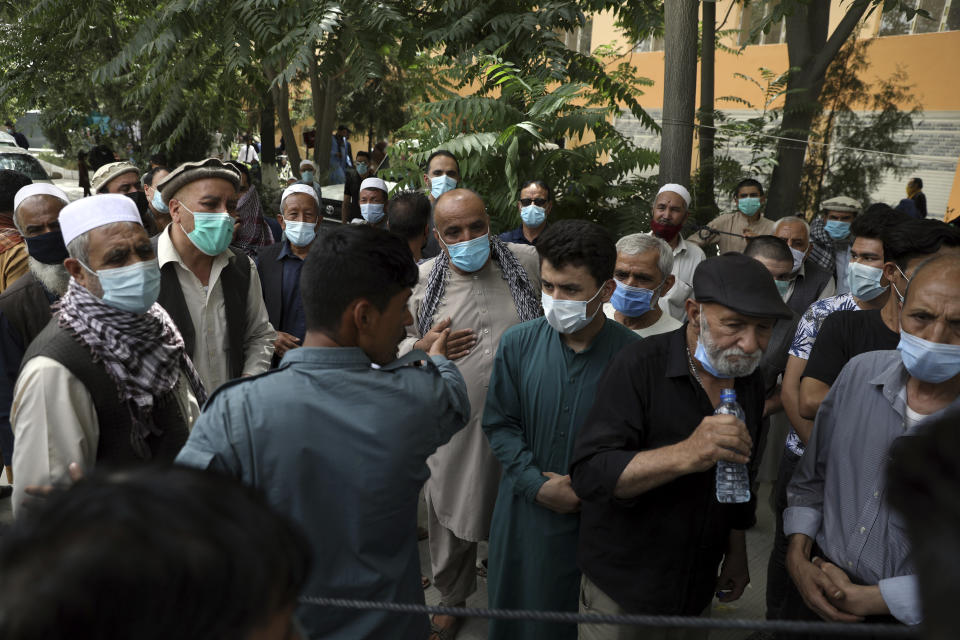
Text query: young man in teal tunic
483 220 641 640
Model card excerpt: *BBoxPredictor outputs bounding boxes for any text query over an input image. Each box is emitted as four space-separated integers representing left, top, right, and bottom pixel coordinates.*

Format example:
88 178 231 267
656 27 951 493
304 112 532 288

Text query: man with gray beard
0 184 71 494
571 254 793 639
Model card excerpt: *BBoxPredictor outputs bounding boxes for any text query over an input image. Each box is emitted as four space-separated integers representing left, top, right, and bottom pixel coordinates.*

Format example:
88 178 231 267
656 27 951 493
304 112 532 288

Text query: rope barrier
299 596 919 637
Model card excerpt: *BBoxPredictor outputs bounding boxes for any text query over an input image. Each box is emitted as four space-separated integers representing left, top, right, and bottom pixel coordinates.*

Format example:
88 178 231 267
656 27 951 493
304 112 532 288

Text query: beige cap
91 162 140 193
821 196 860 214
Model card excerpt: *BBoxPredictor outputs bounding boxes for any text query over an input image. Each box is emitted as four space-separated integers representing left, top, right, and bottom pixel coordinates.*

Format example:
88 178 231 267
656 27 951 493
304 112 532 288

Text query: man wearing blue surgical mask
783 253 960 632
256 185 321 365
799 218 960 422
353 177 389 228
499 180 553 246
688 178 775 254
420 150 462 261
142 166 172 232
10 194 205 515
400 188 541 637
773 216 836 316
806 196 860 294
602 233 681 337
483 221 639 640
155 158 276 392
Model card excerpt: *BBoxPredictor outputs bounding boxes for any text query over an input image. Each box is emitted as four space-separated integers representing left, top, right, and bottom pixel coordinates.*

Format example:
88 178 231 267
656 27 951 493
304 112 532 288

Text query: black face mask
125 190 148 214
25 230 69 265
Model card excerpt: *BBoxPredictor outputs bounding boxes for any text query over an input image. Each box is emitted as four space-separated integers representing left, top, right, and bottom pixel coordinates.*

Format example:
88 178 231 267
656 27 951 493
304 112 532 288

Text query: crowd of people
0 146 957 640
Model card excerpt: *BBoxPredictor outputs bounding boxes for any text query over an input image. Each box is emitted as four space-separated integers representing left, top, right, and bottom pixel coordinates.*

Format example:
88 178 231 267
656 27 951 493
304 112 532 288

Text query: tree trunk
695 0 718 218
765 0 869 218
659 0 699 188
258 97 279 193
271 77 302 180
316 76 340 184
309 54 327 179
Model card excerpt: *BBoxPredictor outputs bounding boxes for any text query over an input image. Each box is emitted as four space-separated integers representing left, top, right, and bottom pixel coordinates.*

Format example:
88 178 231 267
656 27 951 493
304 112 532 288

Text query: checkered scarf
807 216 849 273
417 235 542 337
55 279 207 460
231 185 275 257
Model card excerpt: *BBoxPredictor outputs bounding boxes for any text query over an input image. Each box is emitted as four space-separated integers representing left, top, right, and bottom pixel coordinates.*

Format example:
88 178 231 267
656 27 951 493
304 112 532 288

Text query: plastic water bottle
715 388 751 504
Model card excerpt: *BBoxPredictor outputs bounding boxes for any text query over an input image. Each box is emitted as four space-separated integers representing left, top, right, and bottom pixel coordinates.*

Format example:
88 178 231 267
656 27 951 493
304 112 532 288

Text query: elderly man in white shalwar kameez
400 188 541 638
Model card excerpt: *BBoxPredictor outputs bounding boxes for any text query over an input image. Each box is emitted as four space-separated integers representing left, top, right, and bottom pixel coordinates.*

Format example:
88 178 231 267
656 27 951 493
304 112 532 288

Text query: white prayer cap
59 194 143 246
14 184 70 213
299 159 315 170
281 184 320 208
360 177 388 194
657 183 691 208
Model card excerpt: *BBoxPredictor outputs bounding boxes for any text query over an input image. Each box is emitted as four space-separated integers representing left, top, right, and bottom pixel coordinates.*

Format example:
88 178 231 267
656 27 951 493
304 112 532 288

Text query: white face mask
541 285 604 334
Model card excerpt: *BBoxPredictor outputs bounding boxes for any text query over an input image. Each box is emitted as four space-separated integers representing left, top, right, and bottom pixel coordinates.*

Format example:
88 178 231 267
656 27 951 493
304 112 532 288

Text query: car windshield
0 153 50 180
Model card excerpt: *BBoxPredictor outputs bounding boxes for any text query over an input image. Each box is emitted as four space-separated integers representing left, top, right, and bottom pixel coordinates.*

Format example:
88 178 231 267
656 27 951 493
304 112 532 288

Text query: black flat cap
693 253 793 319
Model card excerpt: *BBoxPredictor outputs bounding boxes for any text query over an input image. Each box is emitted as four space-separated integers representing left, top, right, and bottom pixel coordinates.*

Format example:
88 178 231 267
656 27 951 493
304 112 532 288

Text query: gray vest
788 260 834 316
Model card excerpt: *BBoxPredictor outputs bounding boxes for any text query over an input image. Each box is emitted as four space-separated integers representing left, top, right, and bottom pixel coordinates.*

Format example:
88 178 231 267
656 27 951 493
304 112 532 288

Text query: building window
879 0 959 36
633 34 664 52
739 0 787 46
563 19 594 55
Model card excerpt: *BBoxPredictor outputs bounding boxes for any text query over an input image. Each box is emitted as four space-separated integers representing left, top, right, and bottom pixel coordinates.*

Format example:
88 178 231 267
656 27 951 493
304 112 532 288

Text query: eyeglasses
519 198 548 207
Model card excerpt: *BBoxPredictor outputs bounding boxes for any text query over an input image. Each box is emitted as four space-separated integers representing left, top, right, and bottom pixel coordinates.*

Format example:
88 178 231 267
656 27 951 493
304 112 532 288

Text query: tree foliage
385 49 659 236
799 37 920 214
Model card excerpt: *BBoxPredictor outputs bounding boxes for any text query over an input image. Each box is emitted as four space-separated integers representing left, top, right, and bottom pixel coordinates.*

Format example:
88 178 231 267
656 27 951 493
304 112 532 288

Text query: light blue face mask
443 233 490 273
824 219 851 240
520 204 546 227
360 203 385 224
179 204 235 256
430 175 458 199
610 280 659 317
151 188 169 214
301 171 315 184
81 259 161 314
898 330 960 384
847 261 888 301
284 220 316 247
737 197 762 217
789 246 805 274
694 337 731 379
775 279 791 298
356 162 368 175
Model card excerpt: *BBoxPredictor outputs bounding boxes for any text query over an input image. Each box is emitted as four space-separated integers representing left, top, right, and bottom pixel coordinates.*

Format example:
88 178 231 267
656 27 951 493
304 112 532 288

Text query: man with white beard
0 184 71 494
570 254 793 639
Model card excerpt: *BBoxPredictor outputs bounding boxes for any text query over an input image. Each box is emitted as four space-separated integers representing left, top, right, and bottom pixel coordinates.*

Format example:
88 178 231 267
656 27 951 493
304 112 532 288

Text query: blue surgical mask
775 279 791 298
81 259 161 314
301 171 314 183
542 286 604 334
847 261 888 301
789 246 805 275
179 204 235 256
824 220 851 240
356 162 368 175
520 204 546 227
151 188 169 214
610 280 658 317
694 337 731 379
897 330 960 384
284 221 316 247
442 233 490 273
737 197 762 217
430 175 458 199
360 203 385 224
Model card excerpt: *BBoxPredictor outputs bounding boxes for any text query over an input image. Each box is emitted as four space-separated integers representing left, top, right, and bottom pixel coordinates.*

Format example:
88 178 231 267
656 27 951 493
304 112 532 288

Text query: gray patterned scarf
56 279 207 460
417 235 542 337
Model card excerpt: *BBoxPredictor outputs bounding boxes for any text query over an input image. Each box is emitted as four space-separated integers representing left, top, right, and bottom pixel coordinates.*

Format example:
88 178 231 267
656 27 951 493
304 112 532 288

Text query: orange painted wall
590 5 960 111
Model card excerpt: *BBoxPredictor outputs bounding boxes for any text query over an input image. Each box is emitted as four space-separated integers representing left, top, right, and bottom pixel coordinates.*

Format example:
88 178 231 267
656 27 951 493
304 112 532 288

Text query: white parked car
0 132 17 148
0 149 62 182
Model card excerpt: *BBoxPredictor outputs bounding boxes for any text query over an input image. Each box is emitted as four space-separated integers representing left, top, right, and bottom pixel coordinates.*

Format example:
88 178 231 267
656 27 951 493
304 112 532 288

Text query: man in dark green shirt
483 220 640 640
